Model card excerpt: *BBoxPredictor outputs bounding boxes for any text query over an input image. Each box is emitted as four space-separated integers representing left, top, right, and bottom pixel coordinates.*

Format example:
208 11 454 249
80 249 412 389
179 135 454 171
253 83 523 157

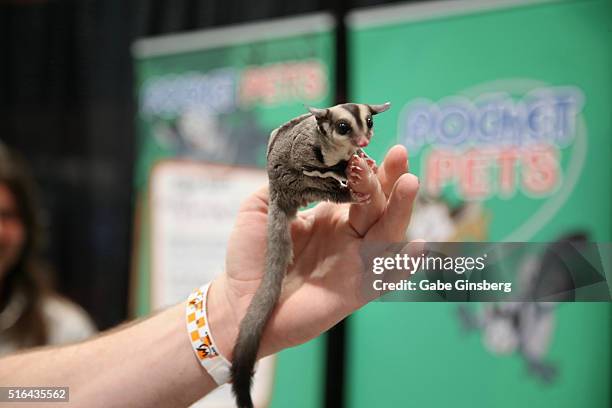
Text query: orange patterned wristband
186 282 231 384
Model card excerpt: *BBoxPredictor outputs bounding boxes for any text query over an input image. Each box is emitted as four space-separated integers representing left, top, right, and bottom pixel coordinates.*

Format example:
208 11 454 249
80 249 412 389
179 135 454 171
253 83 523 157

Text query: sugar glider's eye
336 121 351 135
366 116 373 129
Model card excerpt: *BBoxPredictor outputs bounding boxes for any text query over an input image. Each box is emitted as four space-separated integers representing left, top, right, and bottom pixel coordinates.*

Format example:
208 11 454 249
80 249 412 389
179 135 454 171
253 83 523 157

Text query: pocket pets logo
398 79 587 242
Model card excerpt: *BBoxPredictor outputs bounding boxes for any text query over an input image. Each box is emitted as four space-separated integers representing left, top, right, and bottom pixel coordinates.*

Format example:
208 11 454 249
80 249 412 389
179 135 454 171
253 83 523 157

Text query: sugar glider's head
308 102 391 148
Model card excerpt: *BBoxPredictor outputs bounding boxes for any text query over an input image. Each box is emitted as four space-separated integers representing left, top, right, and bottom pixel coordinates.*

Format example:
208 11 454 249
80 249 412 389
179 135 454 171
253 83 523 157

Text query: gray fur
231 103 390 408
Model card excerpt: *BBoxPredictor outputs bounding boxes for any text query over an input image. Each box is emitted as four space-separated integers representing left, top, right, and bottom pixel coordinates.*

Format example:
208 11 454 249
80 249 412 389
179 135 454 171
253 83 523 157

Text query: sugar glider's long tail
231 198 294 408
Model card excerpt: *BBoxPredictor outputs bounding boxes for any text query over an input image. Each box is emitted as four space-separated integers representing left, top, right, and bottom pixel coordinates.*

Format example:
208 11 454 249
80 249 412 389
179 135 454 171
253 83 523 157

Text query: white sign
150 160 274 407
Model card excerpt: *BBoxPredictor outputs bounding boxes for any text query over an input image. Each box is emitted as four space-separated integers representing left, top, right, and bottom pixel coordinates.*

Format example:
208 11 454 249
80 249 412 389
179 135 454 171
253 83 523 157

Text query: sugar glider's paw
347 151 385 235
347 154 373 204
356 150 378 173
347 154 363 183
364 157 377 173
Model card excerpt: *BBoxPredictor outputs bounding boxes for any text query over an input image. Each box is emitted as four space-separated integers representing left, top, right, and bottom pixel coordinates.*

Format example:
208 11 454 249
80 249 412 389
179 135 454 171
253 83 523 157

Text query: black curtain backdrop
0 0 410 329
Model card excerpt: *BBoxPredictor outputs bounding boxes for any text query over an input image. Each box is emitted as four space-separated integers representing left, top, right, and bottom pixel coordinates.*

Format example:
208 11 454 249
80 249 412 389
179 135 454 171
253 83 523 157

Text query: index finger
239 184 269 214
377 145 409 197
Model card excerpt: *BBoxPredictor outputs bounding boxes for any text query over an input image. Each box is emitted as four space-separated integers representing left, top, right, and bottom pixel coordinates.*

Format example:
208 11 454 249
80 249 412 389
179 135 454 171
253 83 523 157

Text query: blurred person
0 144 96 355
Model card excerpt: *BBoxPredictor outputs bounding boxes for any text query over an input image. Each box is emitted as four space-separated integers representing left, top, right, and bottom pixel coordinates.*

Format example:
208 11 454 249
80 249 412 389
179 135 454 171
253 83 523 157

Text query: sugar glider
231 102 390 408
457 233 588 383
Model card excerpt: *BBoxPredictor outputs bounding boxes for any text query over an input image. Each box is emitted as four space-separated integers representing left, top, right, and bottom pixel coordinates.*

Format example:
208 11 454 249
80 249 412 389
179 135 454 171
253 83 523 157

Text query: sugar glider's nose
356 137 369 147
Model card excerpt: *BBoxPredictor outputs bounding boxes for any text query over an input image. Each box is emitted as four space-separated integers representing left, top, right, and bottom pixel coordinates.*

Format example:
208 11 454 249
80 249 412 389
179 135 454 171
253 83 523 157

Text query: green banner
131 14 335 408
347 0 611 407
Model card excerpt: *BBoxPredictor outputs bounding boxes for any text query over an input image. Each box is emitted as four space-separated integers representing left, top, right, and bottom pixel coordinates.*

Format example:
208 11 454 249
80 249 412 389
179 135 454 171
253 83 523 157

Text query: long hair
0 144 51 347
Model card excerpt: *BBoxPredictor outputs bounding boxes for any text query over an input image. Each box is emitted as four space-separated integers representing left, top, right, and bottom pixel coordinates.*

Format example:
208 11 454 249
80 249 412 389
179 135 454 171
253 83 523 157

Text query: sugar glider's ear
368 102 391 115
308 107 329 121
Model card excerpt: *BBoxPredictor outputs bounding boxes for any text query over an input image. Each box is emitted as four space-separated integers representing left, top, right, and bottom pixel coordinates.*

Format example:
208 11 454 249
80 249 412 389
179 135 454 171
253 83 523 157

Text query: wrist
206 276 239 362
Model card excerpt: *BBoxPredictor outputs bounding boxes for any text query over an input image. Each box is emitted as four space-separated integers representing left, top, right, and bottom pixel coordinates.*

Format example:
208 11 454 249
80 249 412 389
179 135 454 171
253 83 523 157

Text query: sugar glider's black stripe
328 159 349 174
313 145 325 164
303 159 349 177
341 104 364 130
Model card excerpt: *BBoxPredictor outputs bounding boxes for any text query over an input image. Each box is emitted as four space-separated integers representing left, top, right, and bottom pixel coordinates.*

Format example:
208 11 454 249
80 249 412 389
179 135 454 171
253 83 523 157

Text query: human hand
207 145 421 361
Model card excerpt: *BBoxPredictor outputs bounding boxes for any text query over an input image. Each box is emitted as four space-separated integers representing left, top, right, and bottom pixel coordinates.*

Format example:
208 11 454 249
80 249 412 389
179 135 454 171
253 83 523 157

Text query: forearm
0 302 217 407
